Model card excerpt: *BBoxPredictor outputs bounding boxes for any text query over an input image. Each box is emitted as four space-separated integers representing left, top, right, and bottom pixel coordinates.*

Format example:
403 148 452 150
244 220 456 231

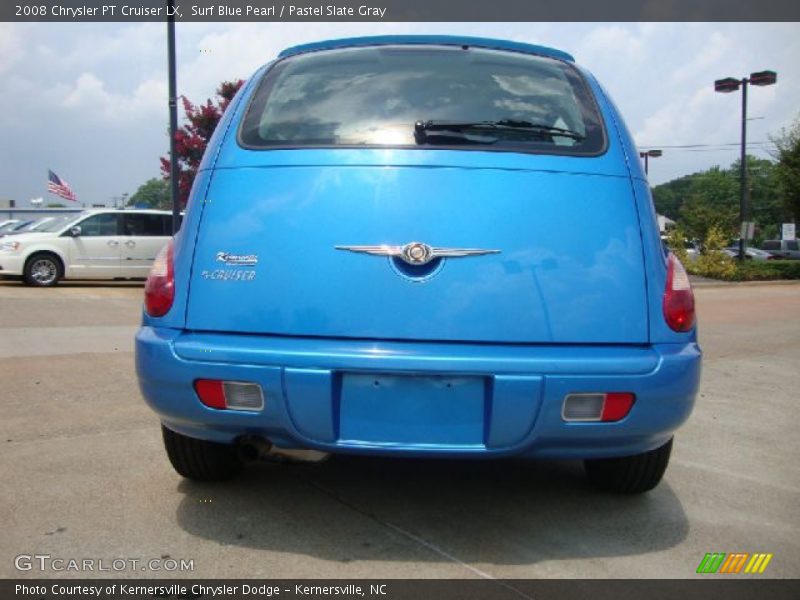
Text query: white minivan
0 209 176 286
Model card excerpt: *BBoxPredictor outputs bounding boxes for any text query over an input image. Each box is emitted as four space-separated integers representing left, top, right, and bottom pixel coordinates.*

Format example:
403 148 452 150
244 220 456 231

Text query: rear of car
762 239 800 260
136 36 701 493
0 220 22 234
724 246 777 261
0 219 35 238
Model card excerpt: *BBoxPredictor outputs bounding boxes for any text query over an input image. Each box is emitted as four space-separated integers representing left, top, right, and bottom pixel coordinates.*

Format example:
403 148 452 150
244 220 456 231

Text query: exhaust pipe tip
236 436 272 463
235 436 329 464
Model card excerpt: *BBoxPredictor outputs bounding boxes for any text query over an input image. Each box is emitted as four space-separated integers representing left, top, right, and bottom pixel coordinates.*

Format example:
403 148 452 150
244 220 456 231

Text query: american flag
47 170 77 202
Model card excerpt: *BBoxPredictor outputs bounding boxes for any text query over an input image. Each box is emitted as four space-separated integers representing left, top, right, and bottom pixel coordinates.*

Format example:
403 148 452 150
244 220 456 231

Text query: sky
1 22 799 207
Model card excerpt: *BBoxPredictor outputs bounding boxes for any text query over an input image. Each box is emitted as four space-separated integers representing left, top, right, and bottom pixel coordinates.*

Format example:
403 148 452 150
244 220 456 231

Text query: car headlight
1 240 21 252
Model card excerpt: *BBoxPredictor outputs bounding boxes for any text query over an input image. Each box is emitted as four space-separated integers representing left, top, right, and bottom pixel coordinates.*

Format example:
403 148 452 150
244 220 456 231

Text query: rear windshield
239 45 606 156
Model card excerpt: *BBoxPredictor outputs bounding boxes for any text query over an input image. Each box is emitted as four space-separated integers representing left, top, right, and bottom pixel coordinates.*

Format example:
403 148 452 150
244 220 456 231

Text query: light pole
639 149 662 176
167 0 180 234
714 70 777 260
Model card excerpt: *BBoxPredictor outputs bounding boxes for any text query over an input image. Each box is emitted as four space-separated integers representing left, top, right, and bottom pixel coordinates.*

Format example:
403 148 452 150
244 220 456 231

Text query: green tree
739 157 784 242
652 174 695 220
676 166 738 242
127 178 171 210
653 156 784 244
770 116 800 224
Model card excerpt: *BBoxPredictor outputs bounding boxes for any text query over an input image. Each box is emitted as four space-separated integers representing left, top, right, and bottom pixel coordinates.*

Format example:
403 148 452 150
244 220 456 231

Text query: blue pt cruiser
136 36 701 493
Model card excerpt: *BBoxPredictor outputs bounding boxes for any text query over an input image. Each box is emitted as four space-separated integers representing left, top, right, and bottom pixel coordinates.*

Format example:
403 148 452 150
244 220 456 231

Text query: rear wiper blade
415 119 585 141
412 126 499 146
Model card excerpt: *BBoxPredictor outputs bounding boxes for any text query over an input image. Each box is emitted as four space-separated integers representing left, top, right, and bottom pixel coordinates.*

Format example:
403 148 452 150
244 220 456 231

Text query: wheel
584 438 673 494
161 425 242 481
23 253 62 286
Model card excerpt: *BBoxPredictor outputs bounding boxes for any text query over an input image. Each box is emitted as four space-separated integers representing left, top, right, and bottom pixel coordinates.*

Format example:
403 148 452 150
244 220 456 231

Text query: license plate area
338 373 486 446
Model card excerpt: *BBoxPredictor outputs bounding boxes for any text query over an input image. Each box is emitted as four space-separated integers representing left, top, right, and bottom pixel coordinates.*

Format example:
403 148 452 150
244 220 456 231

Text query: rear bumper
135 327 701 459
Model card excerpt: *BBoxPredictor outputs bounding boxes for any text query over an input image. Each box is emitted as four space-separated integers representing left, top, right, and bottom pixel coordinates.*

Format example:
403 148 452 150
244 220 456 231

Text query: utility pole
167 0 180 234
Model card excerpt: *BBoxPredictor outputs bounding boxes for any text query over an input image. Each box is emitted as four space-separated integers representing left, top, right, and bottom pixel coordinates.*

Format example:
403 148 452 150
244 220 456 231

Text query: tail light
663 253 695 332
194 380 264 411
562 392 636 422
144 239 175 317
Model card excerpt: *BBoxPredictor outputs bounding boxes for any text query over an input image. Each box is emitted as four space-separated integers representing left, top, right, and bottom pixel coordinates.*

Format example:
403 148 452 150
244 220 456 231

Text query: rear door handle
107 240 119 247
125 240 136 247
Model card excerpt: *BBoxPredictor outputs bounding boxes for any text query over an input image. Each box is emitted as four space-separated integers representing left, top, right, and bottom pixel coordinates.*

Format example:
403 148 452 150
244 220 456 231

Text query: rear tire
584 438 673 494
161 425 242 481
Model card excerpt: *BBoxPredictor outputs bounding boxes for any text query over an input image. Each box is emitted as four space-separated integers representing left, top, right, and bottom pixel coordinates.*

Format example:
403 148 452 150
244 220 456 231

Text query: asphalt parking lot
1 280 798 579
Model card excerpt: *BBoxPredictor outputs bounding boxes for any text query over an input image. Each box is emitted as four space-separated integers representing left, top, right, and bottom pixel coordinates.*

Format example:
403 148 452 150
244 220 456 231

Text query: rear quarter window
239 45 606 156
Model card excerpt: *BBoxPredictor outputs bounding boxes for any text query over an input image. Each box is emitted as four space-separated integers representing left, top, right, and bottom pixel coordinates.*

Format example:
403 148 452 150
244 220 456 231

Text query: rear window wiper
414 119 586 142
412 128 498 146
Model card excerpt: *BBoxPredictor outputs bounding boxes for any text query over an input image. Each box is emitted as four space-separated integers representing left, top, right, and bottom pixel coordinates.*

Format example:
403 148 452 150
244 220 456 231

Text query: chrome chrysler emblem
335 242 500 266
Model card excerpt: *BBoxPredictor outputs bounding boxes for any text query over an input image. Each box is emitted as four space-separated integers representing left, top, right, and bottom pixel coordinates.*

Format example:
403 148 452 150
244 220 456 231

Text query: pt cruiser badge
335 242 500 266
216 252 259 266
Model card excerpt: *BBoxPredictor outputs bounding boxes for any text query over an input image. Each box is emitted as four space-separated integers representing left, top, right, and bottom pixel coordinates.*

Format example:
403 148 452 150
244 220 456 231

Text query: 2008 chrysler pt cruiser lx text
136 36 701 494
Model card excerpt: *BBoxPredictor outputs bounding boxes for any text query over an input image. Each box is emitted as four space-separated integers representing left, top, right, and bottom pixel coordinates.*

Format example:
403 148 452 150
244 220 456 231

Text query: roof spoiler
278 35 575 62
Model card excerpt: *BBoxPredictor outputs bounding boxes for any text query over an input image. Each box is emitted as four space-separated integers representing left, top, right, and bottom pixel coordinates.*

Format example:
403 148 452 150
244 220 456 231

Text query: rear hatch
185 163 648 343
184 42 647 344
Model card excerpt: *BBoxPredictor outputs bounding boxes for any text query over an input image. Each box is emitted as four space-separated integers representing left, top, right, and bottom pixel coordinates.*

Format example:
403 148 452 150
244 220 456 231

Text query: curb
691 278 800 288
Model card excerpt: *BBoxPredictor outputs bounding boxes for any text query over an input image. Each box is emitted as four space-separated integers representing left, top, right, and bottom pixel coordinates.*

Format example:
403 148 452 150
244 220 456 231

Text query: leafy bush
686 256 800 281
726 260 800 281
689 225 737 279
665 227 689 264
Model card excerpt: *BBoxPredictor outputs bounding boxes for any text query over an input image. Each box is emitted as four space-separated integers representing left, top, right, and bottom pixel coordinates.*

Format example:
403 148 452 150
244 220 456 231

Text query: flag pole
167 0 180 234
